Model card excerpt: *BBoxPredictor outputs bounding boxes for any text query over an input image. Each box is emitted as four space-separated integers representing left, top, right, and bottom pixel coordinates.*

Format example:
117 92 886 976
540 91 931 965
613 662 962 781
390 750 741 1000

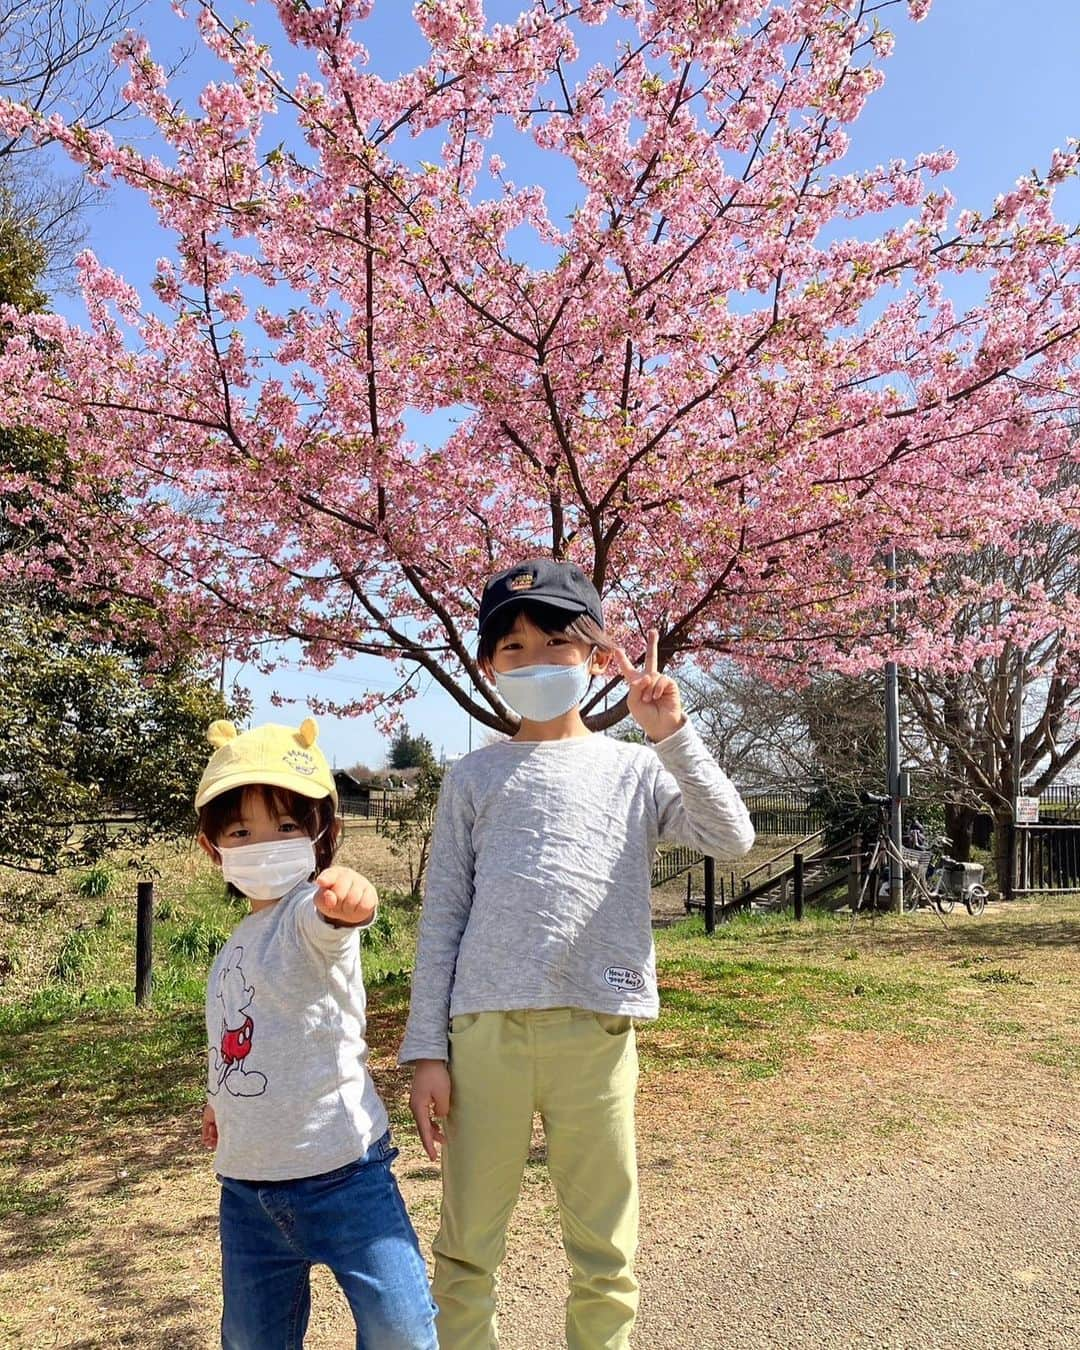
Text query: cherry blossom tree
903 494 1080 883
0 0 1078 736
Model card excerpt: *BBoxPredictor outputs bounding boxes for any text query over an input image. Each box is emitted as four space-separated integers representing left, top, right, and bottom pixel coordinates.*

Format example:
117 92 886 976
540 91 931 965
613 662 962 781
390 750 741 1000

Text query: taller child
400 559 755 1349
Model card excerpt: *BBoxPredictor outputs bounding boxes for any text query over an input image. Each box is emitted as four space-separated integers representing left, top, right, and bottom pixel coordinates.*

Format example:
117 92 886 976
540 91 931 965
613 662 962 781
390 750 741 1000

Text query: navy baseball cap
478 558 604 637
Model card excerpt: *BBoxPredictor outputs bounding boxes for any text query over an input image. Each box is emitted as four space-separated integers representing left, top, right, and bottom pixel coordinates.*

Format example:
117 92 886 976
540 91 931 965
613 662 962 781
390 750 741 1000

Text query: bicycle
924 840 989 917
853 794 988 920
850 795 915 922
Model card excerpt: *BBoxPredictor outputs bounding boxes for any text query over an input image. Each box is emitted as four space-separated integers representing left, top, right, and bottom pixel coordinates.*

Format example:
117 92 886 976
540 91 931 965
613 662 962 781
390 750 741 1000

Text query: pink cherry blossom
0 0 1077 733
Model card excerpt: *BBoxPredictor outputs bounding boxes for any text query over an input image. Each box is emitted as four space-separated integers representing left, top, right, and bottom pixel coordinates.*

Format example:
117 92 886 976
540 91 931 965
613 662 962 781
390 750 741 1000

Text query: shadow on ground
0 978 418 1268
945 915 1080 950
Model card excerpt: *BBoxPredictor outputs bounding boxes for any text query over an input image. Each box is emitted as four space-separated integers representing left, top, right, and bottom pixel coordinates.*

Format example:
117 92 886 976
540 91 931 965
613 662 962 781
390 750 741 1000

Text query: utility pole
885 547 904 913
1007 648 1024 900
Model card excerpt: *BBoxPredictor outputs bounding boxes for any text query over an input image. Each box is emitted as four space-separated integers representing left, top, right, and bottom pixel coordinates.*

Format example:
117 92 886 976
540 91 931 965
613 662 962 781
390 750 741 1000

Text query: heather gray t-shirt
399 721 755 1064
205 883 388 1181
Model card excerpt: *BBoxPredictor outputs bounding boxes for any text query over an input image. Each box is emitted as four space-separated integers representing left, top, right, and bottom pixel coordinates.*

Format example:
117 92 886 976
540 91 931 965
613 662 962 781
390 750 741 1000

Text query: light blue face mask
494 657 593 724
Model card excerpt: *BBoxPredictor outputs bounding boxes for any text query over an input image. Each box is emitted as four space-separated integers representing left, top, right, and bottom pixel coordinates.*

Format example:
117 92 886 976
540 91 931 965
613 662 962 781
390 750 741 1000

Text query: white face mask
218 836 318 901
494 656 593 724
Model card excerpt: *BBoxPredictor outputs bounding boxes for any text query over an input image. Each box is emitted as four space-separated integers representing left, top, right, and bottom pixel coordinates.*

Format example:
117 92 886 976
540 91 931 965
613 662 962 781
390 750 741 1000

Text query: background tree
0 152 234 884
684 664 897 837
690 537 1080 886
681 663 821 790
0 603 240 876
901 503 1080 885
0 0 145 288
376 760 443 901
0 0 1078 734
388 725 436 772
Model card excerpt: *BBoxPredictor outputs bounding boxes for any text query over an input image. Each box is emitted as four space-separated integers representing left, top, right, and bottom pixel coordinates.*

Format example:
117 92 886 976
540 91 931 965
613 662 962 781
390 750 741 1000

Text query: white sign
1015 797 1040 825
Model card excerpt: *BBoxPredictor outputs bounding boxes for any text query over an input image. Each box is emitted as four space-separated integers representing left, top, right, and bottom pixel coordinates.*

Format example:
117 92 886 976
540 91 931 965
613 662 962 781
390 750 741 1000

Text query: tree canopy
0 603 236 873
0 0 1077 735
389 725 436 771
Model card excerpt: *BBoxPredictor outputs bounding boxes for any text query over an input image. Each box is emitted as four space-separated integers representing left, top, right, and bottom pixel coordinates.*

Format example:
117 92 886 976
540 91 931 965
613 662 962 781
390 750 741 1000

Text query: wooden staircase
685 831 862 922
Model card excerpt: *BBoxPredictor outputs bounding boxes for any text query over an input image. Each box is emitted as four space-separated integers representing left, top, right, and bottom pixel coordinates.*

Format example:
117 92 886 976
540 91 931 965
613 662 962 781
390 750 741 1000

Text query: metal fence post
793 853 804 921
135 880 154 1007
704 857 716 936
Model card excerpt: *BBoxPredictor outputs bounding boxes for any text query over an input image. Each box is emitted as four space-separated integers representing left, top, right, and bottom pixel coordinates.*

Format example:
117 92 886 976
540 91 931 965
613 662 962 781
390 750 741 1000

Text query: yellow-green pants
433 1008 639 1350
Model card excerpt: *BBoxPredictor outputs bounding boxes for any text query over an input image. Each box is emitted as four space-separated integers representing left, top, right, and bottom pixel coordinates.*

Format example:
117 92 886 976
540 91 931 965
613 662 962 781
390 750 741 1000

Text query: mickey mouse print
209 946 268 1098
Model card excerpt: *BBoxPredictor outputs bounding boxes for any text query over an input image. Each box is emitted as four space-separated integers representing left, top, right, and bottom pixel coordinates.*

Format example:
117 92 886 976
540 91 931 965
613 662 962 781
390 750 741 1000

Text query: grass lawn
0 833 1077 1347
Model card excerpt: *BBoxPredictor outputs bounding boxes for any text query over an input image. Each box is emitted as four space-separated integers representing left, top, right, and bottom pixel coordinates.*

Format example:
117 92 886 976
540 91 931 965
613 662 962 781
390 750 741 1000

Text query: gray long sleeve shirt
206 883 388 1180
399 721 754 1064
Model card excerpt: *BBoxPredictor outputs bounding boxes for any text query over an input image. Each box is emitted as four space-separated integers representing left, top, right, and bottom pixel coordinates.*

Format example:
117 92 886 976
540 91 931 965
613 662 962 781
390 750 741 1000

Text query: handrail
738 831 860 906
740 828 826 888
685 830 863 919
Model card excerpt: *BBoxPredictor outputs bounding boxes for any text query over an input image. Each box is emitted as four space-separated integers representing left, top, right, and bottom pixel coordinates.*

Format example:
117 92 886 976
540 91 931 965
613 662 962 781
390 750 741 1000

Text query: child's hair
198 784 338 874
478 600 616 667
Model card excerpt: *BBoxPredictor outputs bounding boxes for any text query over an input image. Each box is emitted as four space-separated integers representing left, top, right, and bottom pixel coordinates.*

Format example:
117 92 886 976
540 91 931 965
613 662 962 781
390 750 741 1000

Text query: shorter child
196 718 437 1350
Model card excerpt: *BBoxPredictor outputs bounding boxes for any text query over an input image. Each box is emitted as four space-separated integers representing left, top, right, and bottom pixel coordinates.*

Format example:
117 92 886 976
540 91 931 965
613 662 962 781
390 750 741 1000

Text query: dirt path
5 895 1079 1349
7 1027 1077 1349
487 1029 1080 1350
627 1145 1079 1350
491 1149 1080 1350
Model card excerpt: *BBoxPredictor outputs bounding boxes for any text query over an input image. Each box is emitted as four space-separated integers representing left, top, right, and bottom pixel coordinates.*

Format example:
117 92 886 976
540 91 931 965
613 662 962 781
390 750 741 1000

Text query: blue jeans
218 1131 437 1349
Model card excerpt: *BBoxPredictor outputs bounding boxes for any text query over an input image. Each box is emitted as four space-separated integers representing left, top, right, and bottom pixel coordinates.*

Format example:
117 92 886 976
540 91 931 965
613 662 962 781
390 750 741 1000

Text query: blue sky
50 0 1080 768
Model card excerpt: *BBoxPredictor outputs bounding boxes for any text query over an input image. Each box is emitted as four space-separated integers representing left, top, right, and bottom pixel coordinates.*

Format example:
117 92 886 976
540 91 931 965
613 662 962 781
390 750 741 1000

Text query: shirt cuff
648 717 696 752
398 1039 449 1066
320 904 378 932
297 896 367 949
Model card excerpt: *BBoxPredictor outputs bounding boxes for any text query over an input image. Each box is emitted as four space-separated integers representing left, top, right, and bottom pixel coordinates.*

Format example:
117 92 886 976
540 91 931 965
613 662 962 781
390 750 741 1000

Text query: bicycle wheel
965 885 988 917
935 889 956 915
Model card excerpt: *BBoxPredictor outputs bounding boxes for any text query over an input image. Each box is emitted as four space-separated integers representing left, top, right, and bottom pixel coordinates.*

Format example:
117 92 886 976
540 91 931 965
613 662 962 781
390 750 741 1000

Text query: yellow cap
194 718 337 811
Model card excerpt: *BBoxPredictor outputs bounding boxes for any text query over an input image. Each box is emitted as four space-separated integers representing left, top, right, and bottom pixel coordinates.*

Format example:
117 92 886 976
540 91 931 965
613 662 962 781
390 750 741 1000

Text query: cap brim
195 771 338 812
479 592 588 635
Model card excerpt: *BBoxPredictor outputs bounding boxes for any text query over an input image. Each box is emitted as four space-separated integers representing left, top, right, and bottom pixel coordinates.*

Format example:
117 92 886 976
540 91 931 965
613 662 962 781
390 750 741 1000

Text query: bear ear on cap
297 717 319 748
207 720 238 748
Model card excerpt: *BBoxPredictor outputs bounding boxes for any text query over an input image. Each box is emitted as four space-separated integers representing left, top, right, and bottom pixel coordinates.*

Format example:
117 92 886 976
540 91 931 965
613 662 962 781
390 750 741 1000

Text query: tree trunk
992 811 1014 900
944 802 976 862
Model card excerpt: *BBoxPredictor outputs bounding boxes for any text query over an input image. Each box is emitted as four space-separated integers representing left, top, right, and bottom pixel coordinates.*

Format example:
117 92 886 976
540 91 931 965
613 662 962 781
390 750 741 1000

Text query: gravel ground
488 1137 1080 1350
18 1111 1075 1350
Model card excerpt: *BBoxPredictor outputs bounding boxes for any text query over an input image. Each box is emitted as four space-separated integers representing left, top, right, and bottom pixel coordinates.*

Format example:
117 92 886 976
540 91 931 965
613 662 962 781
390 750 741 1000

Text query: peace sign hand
613 629 685 743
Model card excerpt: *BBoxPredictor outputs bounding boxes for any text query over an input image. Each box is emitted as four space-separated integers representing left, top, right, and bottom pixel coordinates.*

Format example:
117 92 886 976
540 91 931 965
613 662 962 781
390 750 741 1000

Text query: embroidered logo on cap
282 749 317 776
508 572 535 591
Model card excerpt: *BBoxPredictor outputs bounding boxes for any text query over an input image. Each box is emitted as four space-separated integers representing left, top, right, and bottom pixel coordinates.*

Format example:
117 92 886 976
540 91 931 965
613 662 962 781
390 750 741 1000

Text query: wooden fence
338 796 402 821
1014 824 1080 894
338 784 823 834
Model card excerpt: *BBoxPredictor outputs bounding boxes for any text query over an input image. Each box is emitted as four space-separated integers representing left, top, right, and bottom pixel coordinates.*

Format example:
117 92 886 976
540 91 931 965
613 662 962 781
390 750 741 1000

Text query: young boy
400 558 755 1349
195 719 437 1349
